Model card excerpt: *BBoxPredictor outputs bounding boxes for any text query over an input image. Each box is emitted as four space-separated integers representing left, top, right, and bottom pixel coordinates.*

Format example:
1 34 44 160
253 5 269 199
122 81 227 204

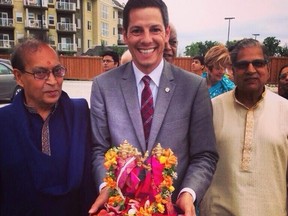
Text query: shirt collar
25 102 58 116
132 59 164 87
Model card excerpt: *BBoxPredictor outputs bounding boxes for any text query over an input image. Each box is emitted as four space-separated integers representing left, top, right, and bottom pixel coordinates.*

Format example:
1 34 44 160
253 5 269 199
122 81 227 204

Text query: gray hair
230 38 268 65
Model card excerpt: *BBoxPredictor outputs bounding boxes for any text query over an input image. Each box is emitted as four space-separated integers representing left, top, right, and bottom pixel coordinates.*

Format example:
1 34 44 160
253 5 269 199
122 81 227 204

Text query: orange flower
155 194 163 203
108 194 123 205
162 149 177 168
104 176 116 188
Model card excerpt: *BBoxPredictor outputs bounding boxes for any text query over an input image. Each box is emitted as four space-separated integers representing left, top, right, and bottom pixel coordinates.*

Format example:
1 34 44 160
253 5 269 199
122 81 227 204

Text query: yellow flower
136 207 152 216
168 185 175 192
156 203 165 213
159 155 167 164
104 149 118 169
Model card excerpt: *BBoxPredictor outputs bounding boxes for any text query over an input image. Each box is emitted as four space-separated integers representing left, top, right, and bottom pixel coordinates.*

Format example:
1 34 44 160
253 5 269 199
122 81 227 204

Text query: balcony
0 18 14 28
57 22 76 32
0 40 14 49
23 0 48 8
56 1 76 12
118 34 124 45
57 43 77 52
118 18 123 26
25 19 48 29
0 0 13 7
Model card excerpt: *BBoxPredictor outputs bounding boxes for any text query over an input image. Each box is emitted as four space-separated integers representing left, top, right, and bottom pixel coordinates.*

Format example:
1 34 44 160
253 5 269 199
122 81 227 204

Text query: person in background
88 0 218 215
0 37 95 215
200 38 288 216
163 23 178 63
191 55 205 76
202 44 235 98
101 50 120 72
278 64 288 99
120 49 132 65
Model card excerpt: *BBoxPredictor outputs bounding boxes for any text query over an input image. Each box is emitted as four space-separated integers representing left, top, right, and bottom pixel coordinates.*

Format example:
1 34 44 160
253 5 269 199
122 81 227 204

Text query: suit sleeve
181 78 218 205
90 77 111 190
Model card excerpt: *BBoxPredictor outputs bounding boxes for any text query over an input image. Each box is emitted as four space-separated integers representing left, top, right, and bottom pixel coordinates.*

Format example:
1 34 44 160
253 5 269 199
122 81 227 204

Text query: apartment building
0 0 124 56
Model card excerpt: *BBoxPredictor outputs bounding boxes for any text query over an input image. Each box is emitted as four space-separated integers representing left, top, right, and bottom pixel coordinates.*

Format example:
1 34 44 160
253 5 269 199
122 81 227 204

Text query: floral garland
98 140 178 216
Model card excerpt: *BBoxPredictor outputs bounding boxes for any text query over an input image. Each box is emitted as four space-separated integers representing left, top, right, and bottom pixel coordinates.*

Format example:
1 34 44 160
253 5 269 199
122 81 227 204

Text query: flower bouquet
97 140 178 216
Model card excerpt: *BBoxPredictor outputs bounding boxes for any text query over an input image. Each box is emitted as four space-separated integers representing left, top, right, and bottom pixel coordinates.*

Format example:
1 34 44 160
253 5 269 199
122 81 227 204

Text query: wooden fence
1 54 288 84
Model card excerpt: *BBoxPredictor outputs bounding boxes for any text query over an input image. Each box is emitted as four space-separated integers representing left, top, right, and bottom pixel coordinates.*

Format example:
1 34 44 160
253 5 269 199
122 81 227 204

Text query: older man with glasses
0 37 95 215
200 38 288 216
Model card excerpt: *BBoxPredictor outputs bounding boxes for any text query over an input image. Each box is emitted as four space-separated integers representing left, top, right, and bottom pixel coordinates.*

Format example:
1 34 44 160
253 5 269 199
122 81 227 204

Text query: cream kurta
200 88 288 216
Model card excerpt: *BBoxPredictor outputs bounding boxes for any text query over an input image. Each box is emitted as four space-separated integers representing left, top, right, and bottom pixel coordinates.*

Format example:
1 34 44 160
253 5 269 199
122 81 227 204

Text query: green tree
184 40 219 57
111 45 127 57
184 43 199 57
278 45 288 57
263 36 281 56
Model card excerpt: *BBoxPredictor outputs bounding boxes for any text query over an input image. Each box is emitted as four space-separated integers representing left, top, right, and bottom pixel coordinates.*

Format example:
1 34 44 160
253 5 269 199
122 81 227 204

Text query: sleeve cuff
99 182 107 193
178 187 196 202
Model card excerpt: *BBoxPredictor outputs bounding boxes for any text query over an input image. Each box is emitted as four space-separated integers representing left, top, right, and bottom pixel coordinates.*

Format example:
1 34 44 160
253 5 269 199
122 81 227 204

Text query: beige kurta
200 88 288 216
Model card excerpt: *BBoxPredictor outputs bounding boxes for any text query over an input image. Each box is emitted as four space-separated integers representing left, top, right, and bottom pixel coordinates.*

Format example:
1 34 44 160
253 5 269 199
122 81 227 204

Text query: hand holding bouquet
98 140 178 216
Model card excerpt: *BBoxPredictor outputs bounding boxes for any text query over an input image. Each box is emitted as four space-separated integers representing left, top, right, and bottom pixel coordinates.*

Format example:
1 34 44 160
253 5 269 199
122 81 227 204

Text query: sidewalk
63 80 92 107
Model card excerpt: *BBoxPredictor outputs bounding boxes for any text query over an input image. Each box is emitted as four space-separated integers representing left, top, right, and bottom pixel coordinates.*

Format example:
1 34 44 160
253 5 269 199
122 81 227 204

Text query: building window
48 35 55 45
48 15 54 25
113 27 116 36
113 11 116 19
77 38 81 48
48 0 53 4
16 12 23 23
76 0 80 9
16 33 24 42
87 21 92 30
88 39 92 48
87 1 91 11
101 22 108 37
101 4 108 19
77 18 81 29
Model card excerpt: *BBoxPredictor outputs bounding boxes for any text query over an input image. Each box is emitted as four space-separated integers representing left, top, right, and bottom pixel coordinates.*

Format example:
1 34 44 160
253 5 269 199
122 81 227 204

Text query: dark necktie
141 76 154 145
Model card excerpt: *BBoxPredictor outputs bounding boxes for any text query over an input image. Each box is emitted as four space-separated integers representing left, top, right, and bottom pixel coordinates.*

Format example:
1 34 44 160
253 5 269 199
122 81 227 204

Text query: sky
118 0 288 55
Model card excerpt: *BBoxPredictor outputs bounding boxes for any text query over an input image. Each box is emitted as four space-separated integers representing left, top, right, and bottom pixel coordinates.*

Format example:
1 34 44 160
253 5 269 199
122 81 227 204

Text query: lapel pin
165 87 170 93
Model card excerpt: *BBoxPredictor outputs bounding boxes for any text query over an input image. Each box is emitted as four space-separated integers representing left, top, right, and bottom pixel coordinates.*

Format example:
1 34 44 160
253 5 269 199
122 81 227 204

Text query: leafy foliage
184 41 219 57
263 37 281 56
184 36 288 57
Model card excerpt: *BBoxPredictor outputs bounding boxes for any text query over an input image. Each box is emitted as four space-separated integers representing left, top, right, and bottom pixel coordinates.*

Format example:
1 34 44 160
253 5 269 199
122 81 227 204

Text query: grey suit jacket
90 61 218 204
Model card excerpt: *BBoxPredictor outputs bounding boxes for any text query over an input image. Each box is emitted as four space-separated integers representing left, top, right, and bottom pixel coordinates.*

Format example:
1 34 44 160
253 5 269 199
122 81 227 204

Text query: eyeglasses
279 73 288 80
102 60 114 63
169 39 178 47
23 65 66 80
233 59 268 70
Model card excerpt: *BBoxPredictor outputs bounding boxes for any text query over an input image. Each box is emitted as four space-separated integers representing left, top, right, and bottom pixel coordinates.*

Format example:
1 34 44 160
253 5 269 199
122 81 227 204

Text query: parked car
0 61 22 102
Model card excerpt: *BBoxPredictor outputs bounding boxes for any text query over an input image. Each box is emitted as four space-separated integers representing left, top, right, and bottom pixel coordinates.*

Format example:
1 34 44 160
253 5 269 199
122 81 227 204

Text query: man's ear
165 25 171 43
13 69 24 88
123 30 128 44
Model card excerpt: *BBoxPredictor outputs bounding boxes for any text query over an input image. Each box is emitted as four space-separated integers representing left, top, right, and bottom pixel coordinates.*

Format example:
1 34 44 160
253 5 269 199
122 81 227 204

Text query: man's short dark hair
193 55 204 66
11 37 51 72
123 0 169 32
101 50 120 66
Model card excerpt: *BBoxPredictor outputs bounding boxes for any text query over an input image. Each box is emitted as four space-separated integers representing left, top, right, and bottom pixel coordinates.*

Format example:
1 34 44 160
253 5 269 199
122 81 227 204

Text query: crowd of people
0 0 287 215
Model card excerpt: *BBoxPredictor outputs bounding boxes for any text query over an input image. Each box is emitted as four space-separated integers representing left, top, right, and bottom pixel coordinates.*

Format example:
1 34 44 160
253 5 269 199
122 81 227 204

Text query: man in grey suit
89 0 218 215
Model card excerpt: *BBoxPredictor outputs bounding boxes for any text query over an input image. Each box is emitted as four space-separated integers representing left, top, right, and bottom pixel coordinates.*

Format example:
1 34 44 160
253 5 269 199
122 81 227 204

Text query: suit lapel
148 63 176 152
120 63 146 152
